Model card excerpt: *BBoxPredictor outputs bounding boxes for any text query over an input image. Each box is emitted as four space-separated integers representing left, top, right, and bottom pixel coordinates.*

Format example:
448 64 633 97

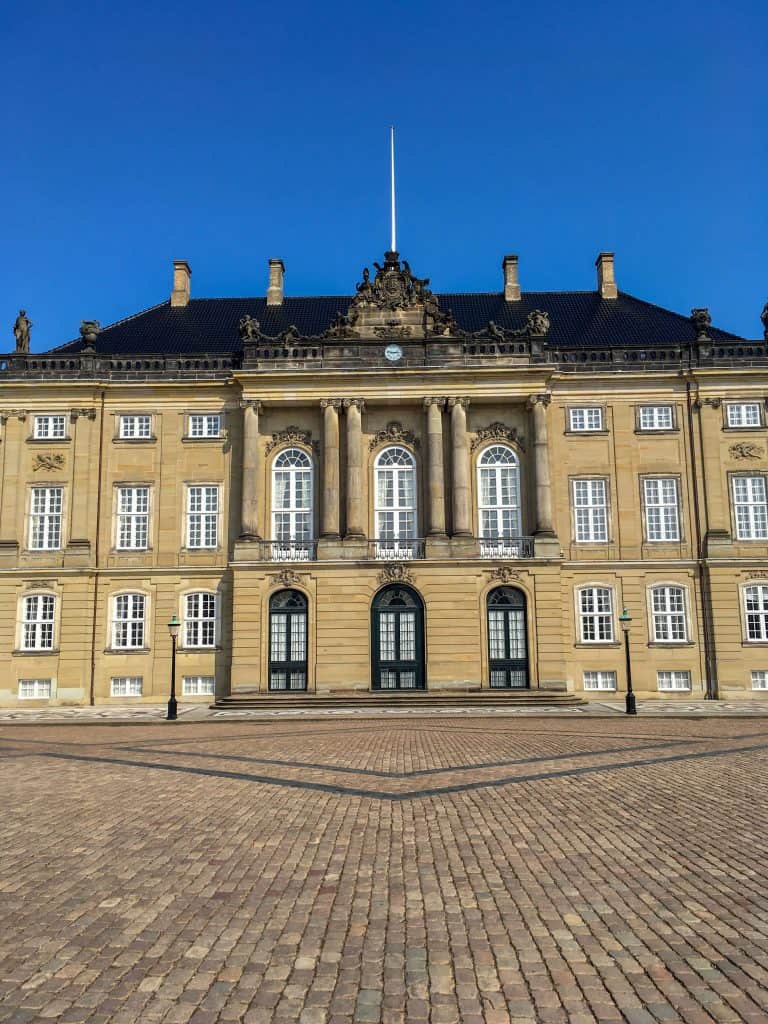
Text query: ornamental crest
265 427 319 455
378 563 413 586
368 421 420 451
729 442 764 460
33 454 65 472
471 423 525 452
351 252 426 313
487 566 522 583
269 569 306 588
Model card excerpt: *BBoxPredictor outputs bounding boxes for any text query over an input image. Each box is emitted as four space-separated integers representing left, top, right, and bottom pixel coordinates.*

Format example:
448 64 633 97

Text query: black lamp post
619 607 637 715
166 615 180 721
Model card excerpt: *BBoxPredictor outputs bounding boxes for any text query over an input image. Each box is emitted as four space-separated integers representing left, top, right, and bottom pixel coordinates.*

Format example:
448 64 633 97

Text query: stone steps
214 690 585 710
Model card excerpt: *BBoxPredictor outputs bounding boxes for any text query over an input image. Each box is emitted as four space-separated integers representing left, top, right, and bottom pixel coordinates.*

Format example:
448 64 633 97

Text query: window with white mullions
271 448 313 555
487 587 528 688
726 403 762 428
187 486 219 548
375 446 416 557
371 585 425 690
578 587 614 642
744 585 768 641
117 486 149 549
184 592 217 648
732 476 768 539
29 487 63 550
657 671 691 691
22 594 55 650
477 445 521 549
112 593 146 649
33 415 67 439
572 479 608 542
569 408 603 432
643 478 680 542
583 671 617 691
639 405 674 431
119 415 152 439
269 589 308 690
650 586 687 642
189 414 221 438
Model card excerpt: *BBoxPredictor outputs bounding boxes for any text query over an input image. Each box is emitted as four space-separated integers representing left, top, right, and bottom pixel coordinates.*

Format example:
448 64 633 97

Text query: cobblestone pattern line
0 718 766 1023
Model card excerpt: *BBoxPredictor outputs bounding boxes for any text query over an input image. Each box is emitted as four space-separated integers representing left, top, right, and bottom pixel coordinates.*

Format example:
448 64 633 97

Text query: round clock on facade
384 344 403 362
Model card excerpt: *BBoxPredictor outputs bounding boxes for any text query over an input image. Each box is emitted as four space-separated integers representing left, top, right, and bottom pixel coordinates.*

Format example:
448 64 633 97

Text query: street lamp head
168 615 181 639
619 607 632 633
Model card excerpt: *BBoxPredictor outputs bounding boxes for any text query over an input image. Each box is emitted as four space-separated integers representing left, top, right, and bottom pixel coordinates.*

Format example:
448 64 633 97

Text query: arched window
371 585 425 690
478 445 521 558
22 594 56 651
184 592 217 648
269 589 308 690
112 593 146 649
487 587 528 688
374 446 417 559
650 586 687 642
272 448 313 560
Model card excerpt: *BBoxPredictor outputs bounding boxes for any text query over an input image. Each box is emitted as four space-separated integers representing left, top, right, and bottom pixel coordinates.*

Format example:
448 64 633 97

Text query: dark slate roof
51 291 745 355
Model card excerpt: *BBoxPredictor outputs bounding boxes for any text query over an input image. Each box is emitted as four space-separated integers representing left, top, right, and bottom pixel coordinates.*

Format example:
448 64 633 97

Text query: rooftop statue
239 314 261 342
691 308 712 340
13 309 32 353
526 310 550 336
761 300 768 340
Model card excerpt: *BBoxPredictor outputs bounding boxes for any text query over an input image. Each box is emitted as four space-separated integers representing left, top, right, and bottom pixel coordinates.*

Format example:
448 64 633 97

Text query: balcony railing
479 536 535 559
369 538 425 561
259 540 317 562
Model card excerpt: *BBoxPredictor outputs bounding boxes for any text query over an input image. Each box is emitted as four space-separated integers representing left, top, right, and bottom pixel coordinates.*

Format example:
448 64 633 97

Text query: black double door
487 586 529 688
372 585 425 690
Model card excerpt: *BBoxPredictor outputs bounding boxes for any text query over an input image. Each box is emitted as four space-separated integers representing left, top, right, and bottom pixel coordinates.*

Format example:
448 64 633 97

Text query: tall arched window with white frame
374 446 418 559
271 448 313 560
477 445 522 557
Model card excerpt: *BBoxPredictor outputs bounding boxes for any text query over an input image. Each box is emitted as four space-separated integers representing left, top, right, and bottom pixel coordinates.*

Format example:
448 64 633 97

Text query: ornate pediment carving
269 568 308 588
368 421 420 451
378 563 414 586
471 423 525 452
487 566 522 583
344 251 455 337
264 427 319 455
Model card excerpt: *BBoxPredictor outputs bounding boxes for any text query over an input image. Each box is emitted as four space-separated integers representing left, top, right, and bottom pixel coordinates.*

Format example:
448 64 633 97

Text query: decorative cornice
377 563 414 586
487 566 522 583
471 423 525 452
729 442 764 460
264 427 318 455
368 421 420 451
33 454 65 472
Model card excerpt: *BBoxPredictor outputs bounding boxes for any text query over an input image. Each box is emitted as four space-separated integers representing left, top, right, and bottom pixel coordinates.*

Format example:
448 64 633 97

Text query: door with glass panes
487 587 529 688
371 585 425 690
269 589 308 690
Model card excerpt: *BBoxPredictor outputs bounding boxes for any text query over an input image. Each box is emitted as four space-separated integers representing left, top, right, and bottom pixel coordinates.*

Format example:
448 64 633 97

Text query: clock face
384 344 403 363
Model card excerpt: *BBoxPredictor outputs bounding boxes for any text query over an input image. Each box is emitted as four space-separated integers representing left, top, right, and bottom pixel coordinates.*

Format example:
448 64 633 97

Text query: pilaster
318 399 343 558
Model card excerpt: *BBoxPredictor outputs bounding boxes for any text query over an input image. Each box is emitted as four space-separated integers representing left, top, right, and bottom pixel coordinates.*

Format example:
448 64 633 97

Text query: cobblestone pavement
1 718 767 1023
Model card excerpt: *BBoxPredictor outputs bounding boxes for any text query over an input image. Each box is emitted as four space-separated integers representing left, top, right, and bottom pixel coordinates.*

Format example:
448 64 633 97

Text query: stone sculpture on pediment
13 310 32 353
525 310 550 337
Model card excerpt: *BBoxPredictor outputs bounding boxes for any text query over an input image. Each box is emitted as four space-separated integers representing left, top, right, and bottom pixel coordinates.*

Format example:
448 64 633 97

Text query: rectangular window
726 403 762 428
751 671 768 691
116 487 150 549
569 408 603 432
33 415 67 439
744 585 768 641
573 479 608 542
643 478 681 542
184 593 217 647
22 594 56 650
112 594 146 649
189 414 221 438
18 678 52 699
187 486 219 548
650 586 687 642
29 487 63 550
638 405 674 431
183 675 215 696
119 415 152 439
111 676 143 697
578 587 614 642
657 671 691 691
732 477 768 539
583 671 617 691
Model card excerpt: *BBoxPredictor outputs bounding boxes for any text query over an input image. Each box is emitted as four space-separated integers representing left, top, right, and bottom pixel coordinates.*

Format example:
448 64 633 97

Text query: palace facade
2 250 768 706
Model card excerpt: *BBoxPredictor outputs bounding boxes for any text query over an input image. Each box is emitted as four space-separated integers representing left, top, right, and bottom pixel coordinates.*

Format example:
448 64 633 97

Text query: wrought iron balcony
259 540 317 562
369 538 425 561
479 536 535 559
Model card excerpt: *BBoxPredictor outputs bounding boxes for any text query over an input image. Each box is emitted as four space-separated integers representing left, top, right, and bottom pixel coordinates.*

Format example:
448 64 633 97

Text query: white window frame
743 584 768 642
751 670 768 691
649 585 688 643
657 670 691 691
477 444 522 553
183 592 217 648
638 405 674 431
643 477 681 542
33 414 67 440
577 586 615 643
110 676 143 697
271 448 313 556
374 446 417 557
726 403 762 429
186 485 220 549
21 593 56 651
118 414 153 440
732 476 768 540
116 486 150 550
188 414 222 438
111 593 147 650
18 678 53 699
572 478 609 543
183 675 215 696
29 486 64 550
568 407 603 432
583 671 617 691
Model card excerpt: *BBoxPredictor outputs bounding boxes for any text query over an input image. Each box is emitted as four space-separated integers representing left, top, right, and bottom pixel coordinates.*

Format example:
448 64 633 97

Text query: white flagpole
390 125 396 252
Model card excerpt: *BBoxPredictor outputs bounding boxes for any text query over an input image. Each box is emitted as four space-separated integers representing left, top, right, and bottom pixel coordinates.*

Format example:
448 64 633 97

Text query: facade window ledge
113 548 153 555
574 642 622 649
22 550 64 556
177 646 222 653
103 647 151 655
647 641 695 648
180 547 222 554
181 436 225 444
723 426 764 433
634 429 679 436
12 648 59 657
113 437 158 445
657 688 692 693
742 640 768 647
26 437 71 445
564 430 610 437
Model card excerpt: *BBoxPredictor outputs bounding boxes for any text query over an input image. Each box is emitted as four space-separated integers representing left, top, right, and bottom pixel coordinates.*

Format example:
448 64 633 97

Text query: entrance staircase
213 688 585 710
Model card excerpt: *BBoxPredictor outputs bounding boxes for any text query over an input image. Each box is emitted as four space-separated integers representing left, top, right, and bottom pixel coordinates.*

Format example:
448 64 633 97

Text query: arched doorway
487 587 529 688
371 585 425 690
269 589 308 690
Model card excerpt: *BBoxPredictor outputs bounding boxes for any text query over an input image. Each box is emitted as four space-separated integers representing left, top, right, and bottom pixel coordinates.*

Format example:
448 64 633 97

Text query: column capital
343 398 366 411
0 409 27 424
447 396 470 410
321 398 343 409
239 399 263 412
69 407 97 422
527 392 551 409
424 397 446 410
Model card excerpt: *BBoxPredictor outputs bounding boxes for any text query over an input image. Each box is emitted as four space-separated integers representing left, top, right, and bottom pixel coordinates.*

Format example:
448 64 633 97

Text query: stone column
449 397 472 537
321 399 342 539
239 400 262 540
66 407 97 562
424 398 446 536
343 399 365 538
528 394 560 557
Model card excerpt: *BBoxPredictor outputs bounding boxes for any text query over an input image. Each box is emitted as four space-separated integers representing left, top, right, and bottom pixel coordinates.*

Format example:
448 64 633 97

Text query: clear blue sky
2 0 766 350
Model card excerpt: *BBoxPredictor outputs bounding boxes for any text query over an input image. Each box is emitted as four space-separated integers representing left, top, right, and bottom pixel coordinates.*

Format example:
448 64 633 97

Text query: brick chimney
595 252 617 299
502 255 521 302
267 258 285 306
170 260 191 307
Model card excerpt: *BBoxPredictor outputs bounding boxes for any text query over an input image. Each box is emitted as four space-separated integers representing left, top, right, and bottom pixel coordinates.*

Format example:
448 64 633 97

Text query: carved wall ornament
265 427 318 455
487 566 522 583
729 442 764 460
525 310 551 336
377 563 414 586
33 454 65 472
0 409 28 423
423 397 446 410
743 570 768 579
269 569 307 588
372 325 412 338
471 423 526 452
368 421 420 451
25 580 55 590
70 407 97 422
